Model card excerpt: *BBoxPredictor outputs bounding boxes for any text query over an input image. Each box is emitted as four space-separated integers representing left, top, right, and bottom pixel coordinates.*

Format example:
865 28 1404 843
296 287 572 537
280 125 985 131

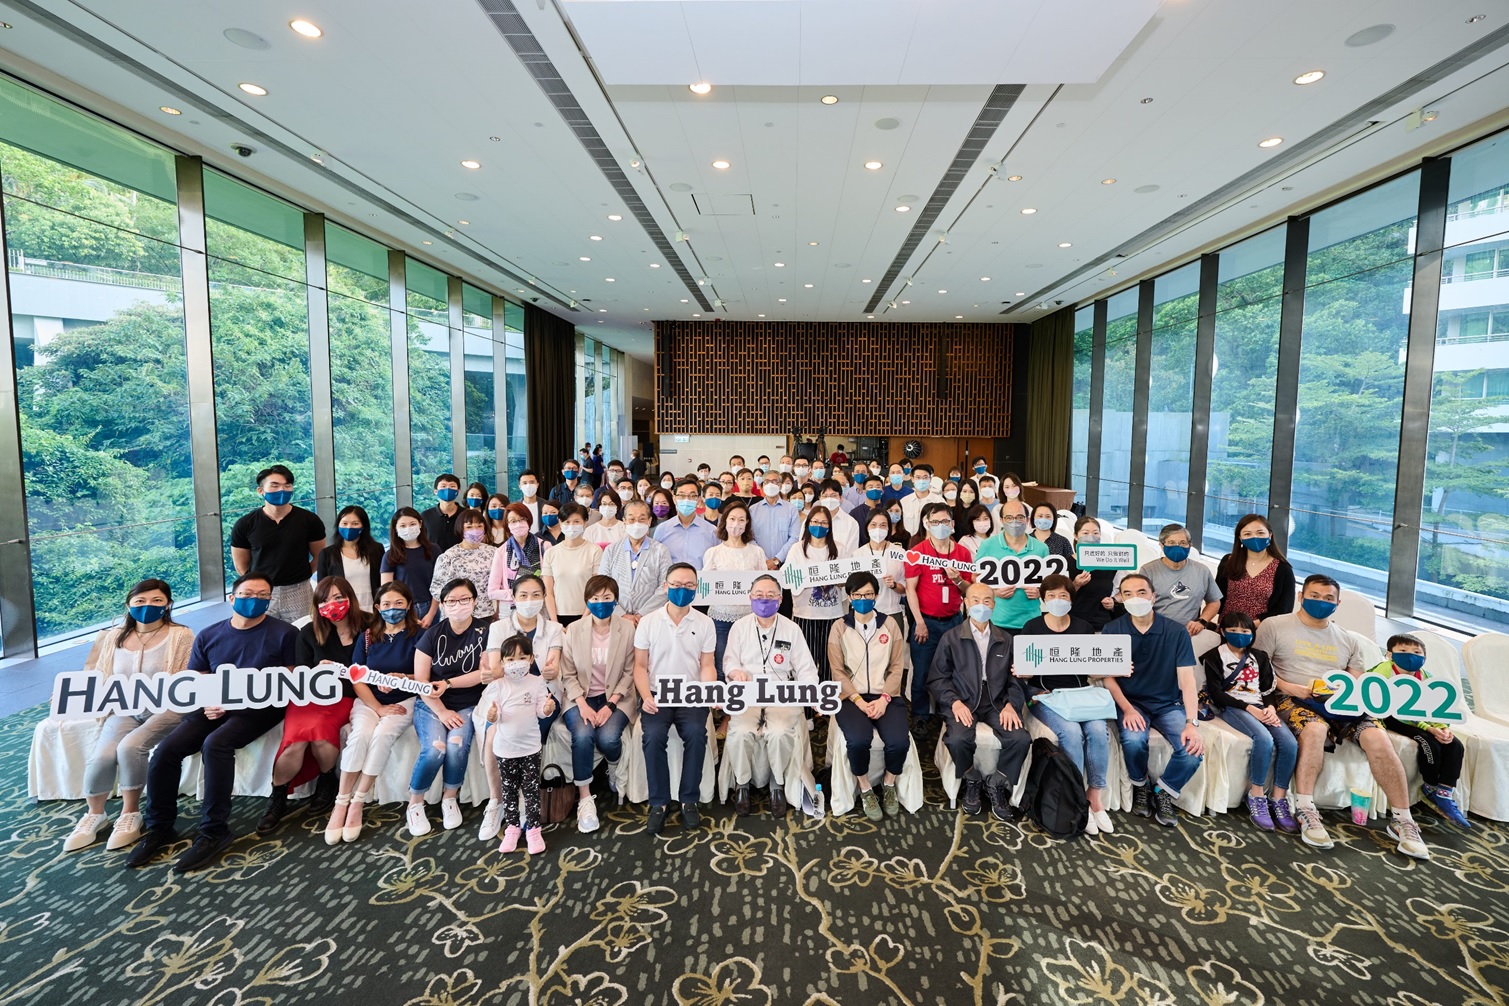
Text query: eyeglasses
849 591 877 600
441 597 475 608
668 582 698 591
234 590 272 600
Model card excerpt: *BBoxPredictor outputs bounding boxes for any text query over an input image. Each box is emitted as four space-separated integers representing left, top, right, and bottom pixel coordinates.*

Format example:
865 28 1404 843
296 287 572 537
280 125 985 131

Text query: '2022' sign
1322 671 1465 724
975 554 1069 588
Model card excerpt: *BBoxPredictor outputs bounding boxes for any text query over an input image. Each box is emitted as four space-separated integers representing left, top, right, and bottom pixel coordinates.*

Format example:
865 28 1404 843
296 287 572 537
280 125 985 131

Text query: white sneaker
1296 803 1334 850
1084 812 1099 836
64 812 109 852
577 794 600 834
478 800 503 841
406 803 432 837
1387 818 1431 861
441 797 463 830
107 812 145 851
1093 809 1114 835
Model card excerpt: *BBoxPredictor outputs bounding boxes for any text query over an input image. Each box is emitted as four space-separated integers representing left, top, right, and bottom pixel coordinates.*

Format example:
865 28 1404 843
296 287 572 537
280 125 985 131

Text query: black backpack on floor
1021 737 1089 840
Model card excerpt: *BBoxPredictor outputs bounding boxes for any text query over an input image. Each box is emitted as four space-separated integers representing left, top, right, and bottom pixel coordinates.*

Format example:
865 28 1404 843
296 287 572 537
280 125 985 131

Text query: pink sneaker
498 826 522 853
525 827 546 855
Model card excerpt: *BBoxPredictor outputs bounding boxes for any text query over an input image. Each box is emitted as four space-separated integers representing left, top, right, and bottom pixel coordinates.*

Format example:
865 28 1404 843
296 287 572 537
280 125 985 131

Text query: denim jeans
1118 702 1202 797
1219 705 1298 790
640 704 708 807
1031 700 1111 790
410 700 476 794
563 695 630 784
909 612 961 717
713 618 734 680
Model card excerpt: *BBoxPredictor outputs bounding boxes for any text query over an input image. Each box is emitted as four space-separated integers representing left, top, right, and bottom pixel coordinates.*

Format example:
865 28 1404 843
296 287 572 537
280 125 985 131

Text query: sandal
343 792 367 843
325 793 351 846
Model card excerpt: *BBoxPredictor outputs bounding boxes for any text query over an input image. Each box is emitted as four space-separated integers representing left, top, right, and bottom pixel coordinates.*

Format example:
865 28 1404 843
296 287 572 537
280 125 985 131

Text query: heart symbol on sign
348 664 367 683
905 550 923 565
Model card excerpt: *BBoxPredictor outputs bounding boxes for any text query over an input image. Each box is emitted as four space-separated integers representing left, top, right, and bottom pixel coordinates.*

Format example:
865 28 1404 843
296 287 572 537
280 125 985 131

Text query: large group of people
56 453 1470 872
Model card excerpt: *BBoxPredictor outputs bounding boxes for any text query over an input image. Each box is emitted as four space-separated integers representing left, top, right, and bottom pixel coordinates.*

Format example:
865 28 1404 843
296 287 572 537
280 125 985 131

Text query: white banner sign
975 553 1069 587
902 548 979 574
338 664 436 698
51 663 347 720
777 548 906 593
653 677 843 716
1012 634 1134 677
1075 544 1139 571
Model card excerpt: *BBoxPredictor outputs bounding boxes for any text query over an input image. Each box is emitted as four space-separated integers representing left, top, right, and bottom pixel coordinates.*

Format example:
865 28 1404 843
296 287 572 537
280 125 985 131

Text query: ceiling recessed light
1467 14 1486 23
689 82 712 95
0 21 11 28
160 106 182 115
1016 292 1026 297
457 219 469 225
606 278 616 282
864 160 883 171
774 262 785 268
1058 242 1073 248
422 240 432 245
607 214 622 221
289 18 322 37
1006 175 1023 182
901 300 910 305
1421 110 1440 122
980 277 991 282
692 313 701 317
579 256 591 262
896 205 911 212
820 95 839 105
1021 207 1037 215
778 298 787 303
804 283 814 288
1101 178 1116 185
490 136 501 142
599 308 608 313
461 159 481 169
1258 137 1284 148
1140 97 1154 104
955 315 964 320
590 235 603 241
758 313 766 318
649 263 661 269
1293 70 1325 85
867 315 875 319
862 279 872 283
808 241 819 246
680 299 689 303
237 82 268 96
938 289 947 294
711 159 731 170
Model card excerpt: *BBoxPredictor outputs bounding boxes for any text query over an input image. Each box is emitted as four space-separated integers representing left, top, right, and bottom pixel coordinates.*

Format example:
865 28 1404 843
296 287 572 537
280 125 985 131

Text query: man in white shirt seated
723 575 818 817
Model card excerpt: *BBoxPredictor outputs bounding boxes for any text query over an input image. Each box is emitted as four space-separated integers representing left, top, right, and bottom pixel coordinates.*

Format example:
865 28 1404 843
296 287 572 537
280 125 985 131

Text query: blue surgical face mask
542 513 560 527
974 464 987 475
129 603 167 625
968 603 994 623
1392 651 1426 673
1163 545 1191 563
850 597 876 615
563 469 579 480
487 507 505 520
809 524 829 539
378 607 408 625
338 526 362 541
587 600 617 620
262 489 292 506
467 496 484 508
866 488 883 501
1034 517 1054 531
676 499 699 517
436 487 459 502
232 596 271 619
666 586 697 608
888 511 901 524
1242 536 1271 553
1301 598 1338 620
704 497 722 510
1223 631 1253 649
889 474 903 487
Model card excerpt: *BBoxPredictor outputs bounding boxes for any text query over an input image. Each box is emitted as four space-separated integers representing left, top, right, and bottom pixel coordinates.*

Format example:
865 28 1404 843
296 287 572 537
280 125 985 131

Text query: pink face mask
508 521 529 537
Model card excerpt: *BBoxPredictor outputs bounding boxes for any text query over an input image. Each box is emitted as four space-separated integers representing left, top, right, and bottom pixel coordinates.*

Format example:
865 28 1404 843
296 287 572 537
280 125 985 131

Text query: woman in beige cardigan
558 574 639 834
64 578 195 853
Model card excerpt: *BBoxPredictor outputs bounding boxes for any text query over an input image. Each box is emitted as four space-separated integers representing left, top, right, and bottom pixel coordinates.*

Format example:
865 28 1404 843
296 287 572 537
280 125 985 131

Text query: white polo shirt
634 604 716 689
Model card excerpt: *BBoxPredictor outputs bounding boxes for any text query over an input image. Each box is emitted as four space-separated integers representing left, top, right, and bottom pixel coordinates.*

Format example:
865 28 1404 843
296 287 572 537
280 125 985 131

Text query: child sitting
482 634 557 853
1370 633 1470 828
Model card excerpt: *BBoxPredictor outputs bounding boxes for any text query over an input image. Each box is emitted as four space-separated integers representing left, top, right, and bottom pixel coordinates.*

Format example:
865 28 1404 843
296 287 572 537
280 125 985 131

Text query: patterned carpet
4 704 1508 1006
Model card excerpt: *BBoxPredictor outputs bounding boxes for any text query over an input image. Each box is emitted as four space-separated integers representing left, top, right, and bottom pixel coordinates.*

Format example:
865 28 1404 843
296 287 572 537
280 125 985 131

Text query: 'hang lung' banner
653 676 843 716
777 548 906 594
1012 634 1134 676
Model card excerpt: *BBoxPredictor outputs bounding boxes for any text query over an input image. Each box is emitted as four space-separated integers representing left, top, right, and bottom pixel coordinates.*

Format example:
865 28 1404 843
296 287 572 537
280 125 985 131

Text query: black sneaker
307 769 338 816
125 828 174 869
1131 783 1153 818
681 803 701 830
768 785 787 817
735 784 752 816
173 833 233 873
1153 786 1177 827
255 785 289 836
988 779 1016 822
962 777 983 816
647 805 667 836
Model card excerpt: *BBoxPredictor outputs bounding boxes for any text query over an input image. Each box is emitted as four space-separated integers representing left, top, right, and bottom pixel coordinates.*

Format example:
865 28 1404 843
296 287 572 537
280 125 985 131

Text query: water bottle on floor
813 783 825 820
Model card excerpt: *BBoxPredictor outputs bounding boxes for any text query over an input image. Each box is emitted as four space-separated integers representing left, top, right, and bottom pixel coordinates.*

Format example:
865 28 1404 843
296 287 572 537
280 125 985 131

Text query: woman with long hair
317 504 384 611
381 507 439 627
1216 514 1295 627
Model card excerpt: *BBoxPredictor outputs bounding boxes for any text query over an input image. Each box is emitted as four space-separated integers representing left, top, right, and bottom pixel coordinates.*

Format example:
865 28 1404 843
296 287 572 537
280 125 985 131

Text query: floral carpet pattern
3 704 1507 1006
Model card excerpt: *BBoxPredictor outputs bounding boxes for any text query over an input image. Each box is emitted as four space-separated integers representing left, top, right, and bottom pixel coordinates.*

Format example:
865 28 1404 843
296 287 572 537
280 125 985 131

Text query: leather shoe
768 785 787 817
647 805 667 836
125 828 174 869
681 803 701 830
735 784 752 816
173 833 233 873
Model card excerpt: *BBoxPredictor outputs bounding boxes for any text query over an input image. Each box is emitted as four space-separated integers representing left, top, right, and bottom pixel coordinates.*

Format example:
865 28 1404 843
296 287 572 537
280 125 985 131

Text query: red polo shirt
904 539 974 618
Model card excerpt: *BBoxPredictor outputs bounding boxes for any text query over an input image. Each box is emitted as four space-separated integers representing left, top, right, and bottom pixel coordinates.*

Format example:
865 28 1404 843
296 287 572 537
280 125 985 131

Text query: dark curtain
523 304 577 475
1025 307 1076 489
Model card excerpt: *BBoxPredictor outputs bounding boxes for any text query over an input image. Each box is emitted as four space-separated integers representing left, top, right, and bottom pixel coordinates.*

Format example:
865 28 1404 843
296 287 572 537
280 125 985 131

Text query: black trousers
1387 719 1464 788
144 707 286 841
835 695 911 777
944 704 1031 786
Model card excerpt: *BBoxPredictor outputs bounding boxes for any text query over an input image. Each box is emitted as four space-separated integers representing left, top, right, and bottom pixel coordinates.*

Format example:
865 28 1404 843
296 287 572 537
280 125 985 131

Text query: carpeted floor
4 705 1508 1006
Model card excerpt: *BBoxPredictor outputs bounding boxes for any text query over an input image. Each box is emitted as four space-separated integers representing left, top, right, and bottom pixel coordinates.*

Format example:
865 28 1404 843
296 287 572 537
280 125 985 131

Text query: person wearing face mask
790 504 851 681
637 477 654 502
1101 573 1205 829
722 575 819 817
487 503 551 612
592 463 628 506
940 480 962 528
777 454 795 477
779 474 796 500
516 470 544 532
900 464 938 536
609 475 638 510
1370 634 1470 829
702 482 725 526
405 578 490 838
646 487 677 531
1215 514 1295 627
859 509 908 623
62 579 194 854
696 464 714 486
1116 523 1222 652
654 479 720 571
539 501 565 545
953 478 987 535
420 473 466 552
1029 503 1073 564
483 493 513 546
634 563 718 835
480 634 557 856
325 581 424 844
1200 611 1297 835
750 472 802 574
1255 574 1428 859
756 455 772 475
430 511 500 619
129 572 299 873
828 571 911 820
585 493 627 549
1067 517 1119 631
946 467 964 485
882 462 913 504
849 475 888 529
904 502 975 731
259 576 364 836
998 472 1025 506
977 475 1001 519
700 501 770 674
543 503 600 626
598 499 673 627
316 504 383 612
573 485 603 528
464 482 489 512
659 471 677 495
816 479 860 554
790 458 814 492
229 464 327 623
590 445 605 489
971 456 993 486
885 501 906 542
976 499 1051 632
842 465 867 511
1020 574 1113 835
730 468 757 500
559 576 639 833
828 443 850 469
957 504 995 556
550 458 586 508
928 583 1030 821
382 508 440 627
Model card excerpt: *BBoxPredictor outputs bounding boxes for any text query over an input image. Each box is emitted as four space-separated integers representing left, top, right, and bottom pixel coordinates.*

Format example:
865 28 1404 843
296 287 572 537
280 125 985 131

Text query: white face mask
980 486 997 501
563 524 585 539
820 498 840 511
1004 486 1020 499
618 488 634 501
576 497 593 508
794 466 810 478
973 520 992 536
868 527 889 543
762 483 780 497
520 483 538 498
929 523 952 539
514 599 544 619
1042 598 1073 617
1123 597 1154 617
943 491 958 503
396 525 421 542
779 463 792 474
625 521 649 540
503 659 531 680
599 504 618 519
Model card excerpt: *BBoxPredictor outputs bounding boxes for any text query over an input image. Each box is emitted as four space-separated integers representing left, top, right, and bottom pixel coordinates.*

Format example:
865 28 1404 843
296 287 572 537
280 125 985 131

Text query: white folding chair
824 714 923 816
